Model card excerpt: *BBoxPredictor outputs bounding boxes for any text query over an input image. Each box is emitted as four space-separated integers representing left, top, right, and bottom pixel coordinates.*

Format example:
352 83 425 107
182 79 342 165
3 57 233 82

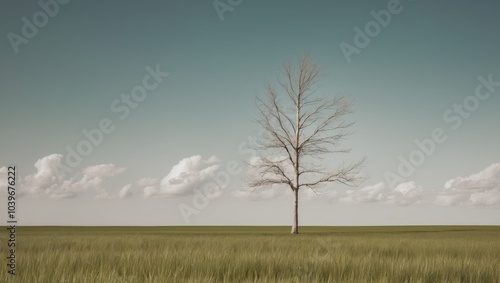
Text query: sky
1 0 500 226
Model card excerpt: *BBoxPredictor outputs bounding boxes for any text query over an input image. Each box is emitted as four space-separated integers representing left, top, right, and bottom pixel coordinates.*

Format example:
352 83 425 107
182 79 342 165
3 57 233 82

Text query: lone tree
249 54 365 234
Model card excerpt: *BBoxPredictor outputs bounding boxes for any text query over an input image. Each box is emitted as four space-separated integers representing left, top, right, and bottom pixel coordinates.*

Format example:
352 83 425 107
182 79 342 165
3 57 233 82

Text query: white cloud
84 164 127 177
143 155 221 198
37 174 102 199
19 154 127 199
445 163 500 191
23 154 66 196
50 174 103 199
96 184 133 200
386 181 423 205
232 155 294 200
23 154 66 194
340 182 386 203
118 184 133 198
469 189 500 206
435 192 469 206
143 186 158 198
437 163 500 207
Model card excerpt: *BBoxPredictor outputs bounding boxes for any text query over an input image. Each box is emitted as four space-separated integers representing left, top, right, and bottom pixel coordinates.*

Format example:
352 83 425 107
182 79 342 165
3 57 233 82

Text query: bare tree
249 54 365 234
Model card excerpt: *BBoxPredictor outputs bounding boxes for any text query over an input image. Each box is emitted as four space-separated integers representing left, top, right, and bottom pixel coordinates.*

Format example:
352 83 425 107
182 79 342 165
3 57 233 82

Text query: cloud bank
7 153 499 208
4 153 224 200
7 154 127 199
235 163 500 208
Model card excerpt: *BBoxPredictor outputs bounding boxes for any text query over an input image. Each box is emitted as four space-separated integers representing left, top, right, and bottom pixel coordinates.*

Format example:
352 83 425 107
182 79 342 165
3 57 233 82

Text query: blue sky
1 0 500 225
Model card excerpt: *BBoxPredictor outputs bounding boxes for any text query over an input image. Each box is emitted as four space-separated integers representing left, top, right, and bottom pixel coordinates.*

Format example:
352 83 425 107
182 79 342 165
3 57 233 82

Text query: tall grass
1 226 499 282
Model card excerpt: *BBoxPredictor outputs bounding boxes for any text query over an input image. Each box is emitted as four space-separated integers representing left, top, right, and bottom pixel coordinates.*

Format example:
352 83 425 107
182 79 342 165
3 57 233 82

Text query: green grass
2 226 500 282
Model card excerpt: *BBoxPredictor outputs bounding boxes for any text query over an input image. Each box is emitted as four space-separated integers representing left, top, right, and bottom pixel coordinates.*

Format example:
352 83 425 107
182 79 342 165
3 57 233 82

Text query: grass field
1 226 500 282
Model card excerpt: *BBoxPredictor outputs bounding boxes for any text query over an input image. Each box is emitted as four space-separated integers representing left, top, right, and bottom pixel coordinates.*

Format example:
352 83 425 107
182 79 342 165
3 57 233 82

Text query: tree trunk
291 188 299 234
292 85 300 235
